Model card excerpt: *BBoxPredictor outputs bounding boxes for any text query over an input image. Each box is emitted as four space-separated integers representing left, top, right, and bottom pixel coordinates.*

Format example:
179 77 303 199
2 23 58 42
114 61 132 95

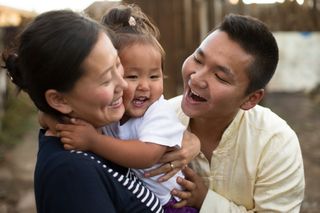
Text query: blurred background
0 0 319 212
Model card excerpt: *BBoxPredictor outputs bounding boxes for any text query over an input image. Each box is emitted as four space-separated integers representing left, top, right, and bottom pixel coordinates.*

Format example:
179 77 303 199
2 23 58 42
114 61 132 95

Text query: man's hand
171 166 207 209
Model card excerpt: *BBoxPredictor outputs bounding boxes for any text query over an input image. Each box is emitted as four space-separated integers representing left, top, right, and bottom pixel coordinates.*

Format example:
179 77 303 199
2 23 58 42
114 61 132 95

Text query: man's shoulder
247 105 287 126
168 95 183 108
244 105 297 138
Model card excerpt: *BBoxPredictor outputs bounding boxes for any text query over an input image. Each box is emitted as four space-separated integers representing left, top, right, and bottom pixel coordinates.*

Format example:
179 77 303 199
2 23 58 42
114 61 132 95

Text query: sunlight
243 0 285 4
0 0 121 13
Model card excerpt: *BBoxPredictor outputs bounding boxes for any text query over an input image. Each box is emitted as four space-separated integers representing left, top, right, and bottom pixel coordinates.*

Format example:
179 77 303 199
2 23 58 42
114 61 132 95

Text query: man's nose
189 72 208 89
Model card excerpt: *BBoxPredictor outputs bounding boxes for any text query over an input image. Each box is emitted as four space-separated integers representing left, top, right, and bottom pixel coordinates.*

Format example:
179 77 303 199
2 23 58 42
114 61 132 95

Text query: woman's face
63 33 128 127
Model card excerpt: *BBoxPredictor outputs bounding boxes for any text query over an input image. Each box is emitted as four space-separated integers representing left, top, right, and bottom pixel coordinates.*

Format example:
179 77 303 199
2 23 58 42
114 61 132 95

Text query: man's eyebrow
217 65 233 78
196 48 234 78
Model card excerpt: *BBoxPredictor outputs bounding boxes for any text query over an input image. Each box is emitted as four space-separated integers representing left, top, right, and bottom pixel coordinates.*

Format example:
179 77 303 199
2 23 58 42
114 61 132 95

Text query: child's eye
150 75 160 79
125 75 138 79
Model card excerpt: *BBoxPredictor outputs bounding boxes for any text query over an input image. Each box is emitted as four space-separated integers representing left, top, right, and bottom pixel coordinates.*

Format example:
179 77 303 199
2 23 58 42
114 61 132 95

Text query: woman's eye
103 79 111 85
193 55 201 64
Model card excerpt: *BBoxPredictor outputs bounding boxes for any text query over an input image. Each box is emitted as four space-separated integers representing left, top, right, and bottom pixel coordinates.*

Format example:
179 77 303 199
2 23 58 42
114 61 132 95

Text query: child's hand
38 111 71 136
171 166 207 209
55 118 100 151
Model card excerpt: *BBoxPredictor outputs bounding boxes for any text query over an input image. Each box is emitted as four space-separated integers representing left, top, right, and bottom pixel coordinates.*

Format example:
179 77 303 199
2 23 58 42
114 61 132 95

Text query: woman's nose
115 69 128 92
189 72 208 89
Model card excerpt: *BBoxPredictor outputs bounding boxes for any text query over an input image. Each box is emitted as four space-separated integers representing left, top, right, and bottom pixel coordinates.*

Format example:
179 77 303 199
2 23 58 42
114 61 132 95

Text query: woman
2 10 164 213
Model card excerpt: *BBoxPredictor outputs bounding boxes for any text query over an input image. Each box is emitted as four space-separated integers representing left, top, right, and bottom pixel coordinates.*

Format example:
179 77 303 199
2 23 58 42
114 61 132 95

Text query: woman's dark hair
2 10 106 118
102 4 165 69
217 13 279 95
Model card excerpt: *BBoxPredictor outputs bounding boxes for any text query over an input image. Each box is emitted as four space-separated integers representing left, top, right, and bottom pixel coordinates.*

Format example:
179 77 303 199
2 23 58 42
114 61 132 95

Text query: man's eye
215 74 229 84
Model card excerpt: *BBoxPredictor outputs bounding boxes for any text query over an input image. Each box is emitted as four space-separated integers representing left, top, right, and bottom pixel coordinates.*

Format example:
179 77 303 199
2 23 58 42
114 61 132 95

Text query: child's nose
137 79 149 90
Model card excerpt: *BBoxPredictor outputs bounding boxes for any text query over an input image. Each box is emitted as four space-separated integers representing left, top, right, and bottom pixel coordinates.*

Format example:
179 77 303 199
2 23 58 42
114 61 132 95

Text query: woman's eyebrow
99 66 113 78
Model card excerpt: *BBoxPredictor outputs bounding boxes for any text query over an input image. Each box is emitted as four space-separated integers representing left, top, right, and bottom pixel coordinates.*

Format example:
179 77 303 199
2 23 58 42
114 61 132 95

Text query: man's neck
189 113 236 160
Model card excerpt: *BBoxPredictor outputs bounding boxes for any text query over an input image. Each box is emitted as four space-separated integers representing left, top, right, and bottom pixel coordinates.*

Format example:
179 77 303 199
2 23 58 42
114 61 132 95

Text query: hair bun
3 53 25 90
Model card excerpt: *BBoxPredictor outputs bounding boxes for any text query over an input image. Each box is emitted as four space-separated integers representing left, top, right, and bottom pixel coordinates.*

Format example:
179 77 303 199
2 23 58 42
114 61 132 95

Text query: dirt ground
264 92 320 213
0 91 319 212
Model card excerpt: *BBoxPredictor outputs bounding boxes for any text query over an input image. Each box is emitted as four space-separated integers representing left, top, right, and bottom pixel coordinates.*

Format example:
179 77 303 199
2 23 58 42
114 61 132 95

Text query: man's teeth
191 90 201 97
190 89 206 101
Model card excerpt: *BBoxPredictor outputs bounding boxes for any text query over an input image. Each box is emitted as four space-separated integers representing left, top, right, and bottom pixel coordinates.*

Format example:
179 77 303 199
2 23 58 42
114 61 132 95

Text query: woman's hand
144 130 200 182
171 166 207 209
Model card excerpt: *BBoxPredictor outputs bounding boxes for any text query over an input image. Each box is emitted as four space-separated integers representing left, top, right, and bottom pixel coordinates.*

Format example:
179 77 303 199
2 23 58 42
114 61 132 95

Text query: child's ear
45 89 72 114
240 89 265 110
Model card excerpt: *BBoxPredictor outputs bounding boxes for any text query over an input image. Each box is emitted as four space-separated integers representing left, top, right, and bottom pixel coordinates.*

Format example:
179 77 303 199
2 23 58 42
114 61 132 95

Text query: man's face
181 30 254 120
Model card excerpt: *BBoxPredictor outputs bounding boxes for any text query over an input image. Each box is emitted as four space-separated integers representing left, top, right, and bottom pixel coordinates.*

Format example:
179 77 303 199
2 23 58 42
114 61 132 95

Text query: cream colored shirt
169 96 305 212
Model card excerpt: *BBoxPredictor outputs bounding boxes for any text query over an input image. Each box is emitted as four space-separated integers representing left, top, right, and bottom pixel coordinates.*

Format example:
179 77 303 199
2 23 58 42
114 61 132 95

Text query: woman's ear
45 89 72 114
240 89 265 110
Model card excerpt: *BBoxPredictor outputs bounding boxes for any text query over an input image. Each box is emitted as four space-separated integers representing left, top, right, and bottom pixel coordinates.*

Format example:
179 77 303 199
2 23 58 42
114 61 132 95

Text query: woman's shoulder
37 130 129 177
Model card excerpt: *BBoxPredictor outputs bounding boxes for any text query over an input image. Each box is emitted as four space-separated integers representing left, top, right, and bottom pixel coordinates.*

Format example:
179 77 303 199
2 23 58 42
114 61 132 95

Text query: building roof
0 5 36 27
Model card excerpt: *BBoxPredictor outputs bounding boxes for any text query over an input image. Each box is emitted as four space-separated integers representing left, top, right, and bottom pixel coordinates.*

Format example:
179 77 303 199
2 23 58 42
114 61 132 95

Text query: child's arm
56 118 167 169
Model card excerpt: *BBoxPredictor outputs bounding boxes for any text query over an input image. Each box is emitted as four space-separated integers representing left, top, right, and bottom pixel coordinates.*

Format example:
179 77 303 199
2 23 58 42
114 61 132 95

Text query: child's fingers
70 118 89 126
60 136 72 144
63 143 75 150
59 130 73 139
56 123 76 131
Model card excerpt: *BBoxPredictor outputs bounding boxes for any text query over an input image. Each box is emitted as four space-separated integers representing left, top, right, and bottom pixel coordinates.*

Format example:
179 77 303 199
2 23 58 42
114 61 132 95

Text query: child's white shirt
102 95 185 205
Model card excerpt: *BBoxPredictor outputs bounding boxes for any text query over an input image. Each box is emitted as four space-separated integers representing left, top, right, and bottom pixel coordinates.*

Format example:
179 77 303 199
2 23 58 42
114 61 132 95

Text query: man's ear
240 89 265 110
45 89 72 114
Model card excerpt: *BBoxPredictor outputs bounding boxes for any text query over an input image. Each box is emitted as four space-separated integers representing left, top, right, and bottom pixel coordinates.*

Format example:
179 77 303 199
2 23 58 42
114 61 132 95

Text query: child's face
119 43 163 118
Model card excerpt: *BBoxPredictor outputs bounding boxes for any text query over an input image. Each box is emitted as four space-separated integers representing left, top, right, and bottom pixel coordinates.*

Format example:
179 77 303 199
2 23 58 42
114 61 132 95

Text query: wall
268 32 320 92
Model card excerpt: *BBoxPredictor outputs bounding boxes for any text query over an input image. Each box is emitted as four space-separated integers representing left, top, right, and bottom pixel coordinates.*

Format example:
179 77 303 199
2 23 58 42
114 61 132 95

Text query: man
170 13 305 212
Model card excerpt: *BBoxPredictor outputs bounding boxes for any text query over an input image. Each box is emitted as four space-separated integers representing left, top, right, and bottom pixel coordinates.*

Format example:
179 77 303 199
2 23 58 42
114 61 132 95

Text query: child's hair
102 4 165 69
